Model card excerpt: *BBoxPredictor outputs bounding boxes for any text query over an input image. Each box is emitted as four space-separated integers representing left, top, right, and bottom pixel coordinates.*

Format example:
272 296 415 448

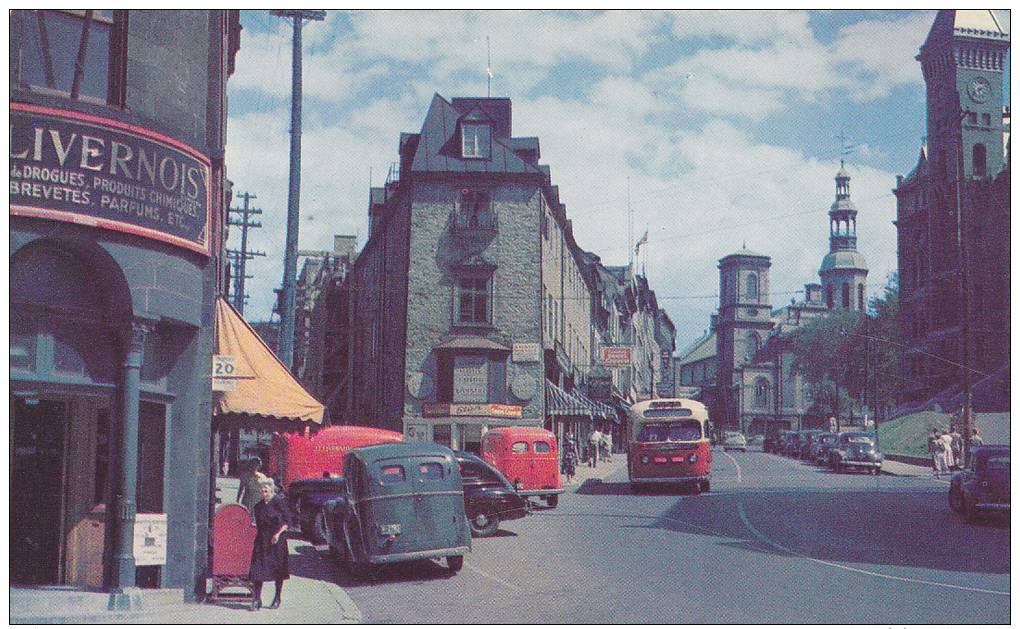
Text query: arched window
842 283 850 309
858 284 865 310
973 143 987 178
747 273 758 301
826 285 834 309
753 377 770 408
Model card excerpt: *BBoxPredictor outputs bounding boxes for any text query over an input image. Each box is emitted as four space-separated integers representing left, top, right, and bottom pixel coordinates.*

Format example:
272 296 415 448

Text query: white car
722 431 747 452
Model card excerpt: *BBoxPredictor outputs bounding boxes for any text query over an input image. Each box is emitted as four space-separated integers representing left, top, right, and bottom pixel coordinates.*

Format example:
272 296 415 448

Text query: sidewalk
10 538 361 624
565 450 627 488
881 458 935 478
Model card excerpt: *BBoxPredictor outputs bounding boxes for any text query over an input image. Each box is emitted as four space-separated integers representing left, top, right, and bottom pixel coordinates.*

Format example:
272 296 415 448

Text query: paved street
328 448 1008 624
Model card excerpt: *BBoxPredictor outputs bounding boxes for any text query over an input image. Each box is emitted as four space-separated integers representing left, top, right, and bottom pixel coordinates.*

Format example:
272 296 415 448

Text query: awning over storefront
434 335 510 352
213 298 325 424
545 380 615 421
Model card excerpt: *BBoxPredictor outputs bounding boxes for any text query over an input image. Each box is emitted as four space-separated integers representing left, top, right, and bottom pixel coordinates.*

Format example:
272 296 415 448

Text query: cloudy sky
225 9 1010 351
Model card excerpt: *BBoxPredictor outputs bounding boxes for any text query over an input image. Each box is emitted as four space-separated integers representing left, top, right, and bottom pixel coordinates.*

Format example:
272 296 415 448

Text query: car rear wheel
447 555 464 573
343 520 370 579
545 495 558 508
469 510 500 537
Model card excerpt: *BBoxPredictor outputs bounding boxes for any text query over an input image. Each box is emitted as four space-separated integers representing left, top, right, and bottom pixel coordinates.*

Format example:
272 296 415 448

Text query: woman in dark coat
249 480 291 610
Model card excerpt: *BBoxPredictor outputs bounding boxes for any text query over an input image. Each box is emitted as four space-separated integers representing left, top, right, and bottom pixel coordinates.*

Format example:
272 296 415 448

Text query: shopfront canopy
213 298 325 424
545 380 616 421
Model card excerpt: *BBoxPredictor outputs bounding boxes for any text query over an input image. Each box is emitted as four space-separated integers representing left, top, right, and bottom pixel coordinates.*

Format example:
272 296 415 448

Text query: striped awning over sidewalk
545 380 615 420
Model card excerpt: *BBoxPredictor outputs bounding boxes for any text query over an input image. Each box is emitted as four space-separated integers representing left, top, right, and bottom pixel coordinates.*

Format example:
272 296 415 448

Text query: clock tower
918 10 1009 180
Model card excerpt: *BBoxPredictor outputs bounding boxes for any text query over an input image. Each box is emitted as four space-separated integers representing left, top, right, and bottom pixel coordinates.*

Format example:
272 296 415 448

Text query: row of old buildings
284 95 676 453
674 9 1011 435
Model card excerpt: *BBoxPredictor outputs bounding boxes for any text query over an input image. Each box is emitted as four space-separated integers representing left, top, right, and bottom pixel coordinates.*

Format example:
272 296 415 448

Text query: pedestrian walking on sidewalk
940 430 956 470
968 427 984 467
949 427 963 471
588 428 602 468
562 433 578 484
928 429 947 479
601 430 613 463
249 479 291 611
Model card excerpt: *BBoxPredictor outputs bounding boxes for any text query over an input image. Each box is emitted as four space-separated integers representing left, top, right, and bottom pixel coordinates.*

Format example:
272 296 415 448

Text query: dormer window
462 123 491 158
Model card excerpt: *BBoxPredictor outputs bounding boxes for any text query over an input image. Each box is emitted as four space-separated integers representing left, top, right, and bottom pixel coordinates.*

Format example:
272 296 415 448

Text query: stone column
109 320 150 609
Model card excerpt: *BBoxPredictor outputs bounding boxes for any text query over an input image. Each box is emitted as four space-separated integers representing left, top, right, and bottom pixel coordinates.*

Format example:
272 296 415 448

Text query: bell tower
819 163 868 311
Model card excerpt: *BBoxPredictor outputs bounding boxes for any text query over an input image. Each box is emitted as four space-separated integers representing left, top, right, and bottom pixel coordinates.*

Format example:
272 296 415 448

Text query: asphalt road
320 448 1010 624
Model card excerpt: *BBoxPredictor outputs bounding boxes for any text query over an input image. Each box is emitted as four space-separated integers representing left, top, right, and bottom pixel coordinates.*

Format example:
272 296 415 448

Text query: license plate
379 523 401 535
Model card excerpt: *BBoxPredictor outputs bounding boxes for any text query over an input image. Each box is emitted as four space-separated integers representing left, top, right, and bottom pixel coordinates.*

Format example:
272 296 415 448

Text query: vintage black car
797 430 825 459
455 450 530 537
830 431 882 474
287 475 344 544
808 432 837 465
323 443 471 578
948 445 1010 523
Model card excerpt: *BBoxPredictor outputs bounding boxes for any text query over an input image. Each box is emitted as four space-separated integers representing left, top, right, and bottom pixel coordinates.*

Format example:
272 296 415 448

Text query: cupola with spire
819 162 868 311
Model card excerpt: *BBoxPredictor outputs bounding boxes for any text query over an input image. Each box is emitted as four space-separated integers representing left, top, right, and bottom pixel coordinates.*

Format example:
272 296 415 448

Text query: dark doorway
11 398 68 584
135 401 166 588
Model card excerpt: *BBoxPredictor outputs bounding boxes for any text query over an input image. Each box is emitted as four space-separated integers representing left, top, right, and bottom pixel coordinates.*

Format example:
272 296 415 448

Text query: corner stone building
335 95 617 452
10 10 240 600
894 9 1010 405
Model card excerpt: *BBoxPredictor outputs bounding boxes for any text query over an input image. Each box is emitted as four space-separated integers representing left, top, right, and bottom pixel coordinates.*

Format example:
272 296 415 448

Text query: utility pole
226 191 264 314
271 8 325 370
954 95 973 462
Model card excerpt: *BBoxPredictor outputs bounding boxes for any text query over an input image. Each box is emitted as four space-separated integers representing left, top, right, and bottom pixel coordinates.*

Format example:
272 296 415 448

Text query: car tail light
671 456 684 463
654 456 667 463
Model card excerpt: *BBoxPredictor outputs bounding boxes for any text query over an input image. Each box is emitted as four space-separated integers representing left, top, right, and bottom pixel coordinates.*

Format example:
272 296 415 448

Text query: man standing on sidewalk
601 430 613 463
588 426 602 468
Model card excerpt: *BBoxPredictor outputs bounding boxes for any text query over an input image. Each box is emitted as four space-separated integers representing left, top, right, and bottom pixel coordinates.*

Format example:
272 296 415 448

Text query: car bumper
368 545 472 565
974 502 1010 512
632 475 710 484
517 488 565 497
840 460 882 468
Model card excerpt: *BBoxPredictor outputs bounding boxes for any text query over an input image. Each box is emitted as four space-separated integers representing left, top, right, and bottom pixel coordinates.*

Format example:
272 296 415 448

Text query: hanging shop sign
601 346 632 367
10 103 212 255
511 342 541 363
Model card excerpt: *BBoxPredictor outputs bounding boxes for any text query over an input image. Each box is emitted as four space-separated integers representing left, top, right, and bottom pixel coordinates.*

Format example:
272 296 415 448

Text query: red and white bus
627 398 712 493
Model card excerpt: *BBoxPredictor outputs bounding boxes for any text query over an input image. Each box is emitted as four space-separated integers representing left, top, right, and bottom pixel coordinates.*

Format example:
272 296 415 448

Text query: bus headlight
640 455 649 464
688 454 698 463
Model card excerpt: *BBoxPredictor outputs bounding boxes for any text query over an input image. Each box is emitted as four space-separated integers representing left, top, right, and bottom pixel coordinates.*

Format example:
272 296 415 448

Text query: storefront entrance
11 398 69 584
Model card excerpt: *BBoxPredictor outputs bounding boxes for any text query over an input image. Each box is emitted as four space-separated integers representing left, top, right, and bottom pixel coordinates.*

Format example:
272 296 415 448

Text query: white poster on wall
453 356 488 402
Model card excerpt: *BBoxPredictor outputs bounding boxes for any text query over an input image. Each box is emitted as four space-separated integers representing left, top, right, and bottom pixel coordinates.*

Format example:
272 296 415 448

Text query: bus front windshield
636 420 702 443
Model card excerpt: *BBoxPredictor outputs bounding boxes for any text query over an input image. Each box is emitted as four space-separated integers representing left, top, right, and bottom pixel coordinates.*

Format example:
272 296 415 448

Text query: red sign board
601 346 632 366
421 403 523 418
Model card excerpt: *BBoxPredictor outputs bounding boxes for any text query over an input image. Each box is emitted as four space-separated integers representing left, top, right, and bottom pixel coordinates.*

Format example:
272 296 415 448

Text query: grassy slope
876 411 951 458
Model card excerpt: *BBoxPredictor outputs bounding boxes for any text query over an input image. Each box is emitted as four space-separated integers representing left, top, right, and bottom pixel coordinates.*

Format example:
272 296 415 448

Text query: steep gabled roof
677 331 717 366
409 94 546 176
923 10 1009 52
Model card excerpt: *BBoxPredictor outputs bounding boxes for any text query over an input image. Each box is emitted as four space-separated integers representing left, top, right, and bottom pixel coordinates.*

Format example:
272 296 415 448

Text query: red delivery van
480 427 564 507
268 425 403 489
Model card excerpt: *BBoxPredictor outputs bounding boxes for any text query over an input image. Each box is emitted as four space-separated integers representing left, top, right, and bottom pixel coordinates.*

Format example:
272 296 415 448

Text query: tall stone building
334 95 623 453
10 10 240 601
894 10 1010 405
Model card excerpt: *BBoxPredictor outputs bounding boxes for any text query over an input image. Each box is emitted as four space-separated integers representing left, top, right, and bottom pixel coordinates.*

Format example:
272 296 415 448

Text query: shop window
457 277 491 324
16 10 124 105
462 123 491 158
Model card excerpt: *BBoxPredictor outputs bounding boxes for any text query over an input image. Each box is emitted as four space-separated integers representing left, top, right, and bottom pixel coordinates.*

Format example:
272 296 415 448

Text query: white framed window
462 123 491 158
457 276 491 324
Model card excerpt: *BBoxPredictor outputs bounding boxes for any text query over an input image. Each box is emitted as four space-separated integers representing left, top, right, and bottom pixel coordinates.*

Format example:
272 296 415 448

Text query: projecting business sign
601 346 632 367
9 103 212 255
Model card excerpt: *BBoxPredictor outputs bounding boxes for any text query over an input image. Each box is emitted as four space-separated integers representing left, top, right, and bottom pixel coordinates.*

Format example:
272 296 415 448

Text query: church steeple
829 161 857 252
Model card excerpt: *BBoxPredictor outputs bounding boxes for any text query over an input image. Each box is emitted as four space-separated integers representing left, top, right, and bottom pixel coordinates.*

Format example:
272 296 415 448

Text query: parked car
765 430 789 454
809 432 837 465
722 431 747 452
783 432 804 457
456 451 530 537
288 475 344 544
948 445 1010 523
323 442 471 578
480 427 564 507
798 430 826 459
748 434 765 448
830 431 882 474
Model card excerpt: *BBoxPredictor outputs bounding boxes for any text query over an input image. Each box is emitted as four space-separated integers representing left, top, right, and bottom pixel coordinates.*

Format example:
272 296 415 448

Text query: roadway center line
736 501 1009 597
466 562 522 592
720 449 742 483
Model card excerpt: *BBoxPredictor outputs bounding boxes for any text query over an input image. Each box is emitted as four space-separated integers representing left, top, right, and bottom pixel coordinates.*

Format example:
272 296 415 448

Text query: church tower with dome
819 162 869 311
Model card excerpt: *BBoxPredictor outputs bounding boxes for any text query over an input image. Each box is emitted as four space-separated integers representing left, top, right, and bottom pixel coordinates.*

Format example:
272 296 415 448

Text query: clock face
967 77 990 104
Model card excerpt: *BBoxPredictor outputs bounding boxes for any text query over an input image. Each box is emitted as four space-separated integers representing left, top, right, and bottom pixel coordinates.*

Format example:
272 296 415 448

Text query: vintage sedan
808 432 837 465
831 432 883 474
948 445 1010 523
455 451 530 537
722 431 748 452
323 443 471 578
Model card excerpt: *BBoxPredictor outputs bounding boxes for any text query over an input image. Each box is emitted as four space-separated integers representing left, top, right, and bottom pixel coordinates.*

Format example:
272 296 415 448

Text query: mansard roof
409 94 546 176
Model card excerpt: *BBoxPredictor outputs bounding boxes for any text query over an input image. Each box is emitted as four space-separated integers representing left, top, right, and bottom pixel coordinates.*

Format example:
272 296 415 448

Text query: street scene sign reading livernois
10 103 212 255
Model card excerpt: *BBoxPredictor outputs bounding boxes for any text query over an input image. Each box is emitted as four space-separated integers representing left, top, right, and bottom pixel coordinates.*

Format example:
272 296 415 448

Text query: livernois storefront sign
10 103 212 255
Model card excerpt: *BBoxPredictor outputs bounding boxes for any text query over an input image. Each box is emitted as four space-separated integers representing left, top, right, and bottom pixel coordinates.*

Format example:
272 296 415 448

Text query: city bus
627 398 712 493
